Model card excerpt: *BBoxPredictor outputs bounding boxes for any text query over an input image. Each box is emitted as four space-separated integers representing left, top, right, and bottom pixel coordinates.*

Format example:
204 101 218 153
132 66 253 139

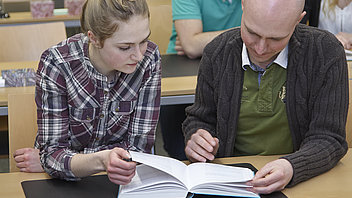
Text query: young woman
14 0 161 185
302 0 352 49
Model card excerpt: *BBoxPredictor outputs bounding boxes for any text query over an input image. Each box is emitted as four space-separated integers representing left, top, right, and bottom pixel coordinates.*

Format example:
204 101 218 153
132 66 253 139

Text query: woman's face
90 15 150 75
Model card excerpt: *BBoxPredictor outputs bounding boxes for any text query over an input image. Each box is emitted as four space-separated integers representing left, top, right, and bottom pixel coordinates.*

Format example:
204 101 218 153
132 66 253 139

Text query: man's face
240 1 299 68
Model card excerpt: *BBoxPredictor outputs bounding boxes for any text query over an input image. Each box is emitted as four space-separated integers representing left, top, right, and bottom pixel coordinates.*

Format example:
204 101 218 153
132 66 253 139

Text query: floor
0 122 168 173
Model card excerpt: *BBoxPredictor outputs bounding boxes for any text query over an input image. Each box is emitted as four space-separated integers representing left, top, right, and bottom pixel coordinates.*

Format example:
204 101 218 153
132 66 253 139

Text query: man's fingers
197 129 217 147
252 182 283 194
187 135 216 161
212 138 219 155
185 145 207 162
192 134 215 153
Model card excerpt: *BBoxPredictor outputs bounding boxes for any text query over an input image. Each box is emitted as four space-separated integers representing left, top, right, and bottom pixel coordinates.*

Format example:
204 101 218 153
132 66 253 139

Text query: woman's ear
87 30 101 48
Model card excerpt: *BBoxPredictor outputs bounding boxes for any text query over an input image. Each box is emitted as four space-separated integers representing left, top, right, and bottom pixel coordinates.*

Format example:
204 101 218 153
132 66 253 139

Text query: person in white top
302 0 352 50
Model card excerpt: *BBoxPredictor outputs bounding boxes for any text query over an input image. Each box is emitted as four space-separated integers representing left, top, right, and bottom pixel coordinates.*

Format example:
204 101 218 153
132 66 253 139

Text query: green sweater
183 24 348 187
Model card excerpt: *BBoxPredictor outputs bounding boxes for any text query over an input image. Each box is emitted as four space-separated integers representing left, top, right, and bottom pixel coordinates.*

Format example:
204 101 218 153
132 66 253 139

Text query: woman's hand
104 148 137 185
14 148 44 172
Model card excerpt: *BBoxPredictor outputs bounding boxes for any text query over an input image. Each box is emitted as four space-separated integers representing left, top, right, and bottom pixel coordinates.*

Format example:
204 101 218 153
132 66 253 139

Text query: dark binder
21 175 118 198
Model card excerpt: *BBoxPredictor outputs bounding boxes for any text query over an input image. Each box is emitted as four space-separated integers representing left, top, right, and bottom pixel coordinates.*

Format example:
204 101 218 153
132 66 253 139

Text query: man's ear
87 30 101 48
297 11 306 24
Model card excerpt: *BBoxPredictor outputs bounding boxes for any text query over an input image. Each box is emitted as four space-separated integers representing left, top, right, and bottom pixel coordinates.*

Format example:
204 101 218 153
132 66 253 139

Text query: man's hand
184 129 219 162
175 36 186 56
247 159 293 194
104 148 136 185
14 148 44 172
335 32 352 50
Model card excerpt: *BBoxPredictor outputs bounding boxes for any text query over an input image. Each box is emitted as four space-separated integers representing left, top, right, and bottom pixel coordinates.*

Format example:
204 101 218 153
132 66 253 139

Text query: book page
129 151 188 186
186 162 254 190
119 164 188 198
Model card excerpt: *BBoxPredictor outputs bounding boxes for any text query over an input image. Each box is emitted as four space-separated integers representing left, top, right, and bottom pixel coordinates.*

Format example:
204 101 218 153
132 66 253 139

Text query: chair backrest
147 0 172 54
0 22 67 62
8 92 37 172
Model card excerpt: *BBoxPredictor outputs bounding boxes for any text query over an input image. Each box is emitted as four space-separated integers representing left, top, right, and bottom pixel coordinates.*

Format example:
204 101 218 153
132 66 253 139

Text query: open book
118 151 259 198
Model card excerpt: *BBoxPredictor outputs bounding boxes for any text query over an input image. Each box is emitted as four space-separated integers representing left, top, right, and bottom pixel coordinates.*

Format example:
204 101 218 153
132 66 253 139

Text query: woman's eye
119 46 130 51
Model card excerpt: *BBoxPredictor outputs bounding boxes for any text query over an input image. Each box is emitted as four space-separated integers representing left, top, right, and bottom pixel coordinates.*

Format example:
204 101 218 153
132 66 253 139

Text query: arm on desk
175 19 229 59
13 148 44 173
70 148 136 185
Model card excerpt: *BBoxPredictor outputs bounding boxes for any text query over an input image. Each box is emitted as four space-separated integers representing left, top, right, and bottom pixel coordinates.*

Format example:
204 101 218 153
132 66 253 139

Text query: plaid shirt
34 34 161 180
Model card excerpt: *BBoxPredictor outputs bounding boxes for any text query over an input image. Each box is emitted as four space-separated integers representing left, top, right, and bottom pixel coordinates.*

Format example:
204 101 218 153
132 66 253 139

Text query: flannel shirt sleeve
35 49 78 180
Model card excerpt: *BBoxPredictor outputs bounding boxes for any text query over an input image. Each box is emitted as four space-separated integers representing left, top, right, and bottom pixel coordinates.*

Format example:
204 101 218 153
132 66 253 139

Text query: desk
0 12 80 27
0 149 351 198
0 55 200 115
160 54 199 105
1 58 351 111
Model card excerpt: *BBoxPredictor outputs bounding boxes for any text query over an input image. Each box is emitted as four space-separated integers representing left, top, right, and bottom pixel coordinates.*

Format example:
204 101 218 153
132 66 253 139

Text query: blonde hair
322 0 352 17
81 0 149 47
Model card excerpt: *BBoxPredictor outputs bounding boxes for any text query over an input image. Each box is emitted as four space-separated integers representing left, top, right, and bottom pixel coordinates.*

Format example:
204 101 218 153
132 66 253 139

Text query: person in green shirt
167 0 242 59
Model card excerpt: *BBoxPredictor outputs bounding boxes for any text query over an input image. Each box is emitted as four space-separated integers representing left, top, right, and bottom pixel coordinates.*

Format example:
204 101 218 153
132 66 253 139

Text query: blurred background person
167 0 242 59
301 0 352 49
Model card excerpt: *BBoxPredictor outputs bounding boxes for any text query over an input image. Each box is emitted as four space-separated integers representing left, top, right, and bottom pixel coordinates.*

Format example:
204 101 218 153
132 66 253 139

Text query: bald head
242 0 305 28
241 0 306 39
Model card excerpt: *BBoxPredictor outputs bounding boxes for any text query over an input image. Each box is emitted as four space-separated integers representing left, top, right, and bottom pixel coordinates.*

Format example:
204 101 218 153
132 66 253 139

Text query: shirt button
86 116 91 121
115 107 119 112
100 114 104 118
104 90 108 95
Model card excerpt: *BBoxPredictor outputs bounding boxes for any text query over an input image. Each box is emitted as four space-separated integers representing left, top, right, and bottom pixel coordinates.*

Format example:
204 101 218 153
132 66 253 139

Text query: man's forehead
243 21 290 40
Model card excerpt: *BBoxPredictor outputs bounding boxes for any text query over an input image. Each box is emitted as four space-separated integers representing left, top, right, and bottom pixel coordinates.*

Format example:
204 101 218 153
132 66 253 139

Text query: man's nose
255 39 267 55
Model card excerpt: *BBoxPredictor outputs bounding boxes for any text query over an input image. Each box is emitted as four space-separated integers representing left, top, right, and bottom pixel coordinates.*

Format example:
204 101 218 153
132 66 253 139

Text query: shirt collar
241 43 288 70
222 0 232 3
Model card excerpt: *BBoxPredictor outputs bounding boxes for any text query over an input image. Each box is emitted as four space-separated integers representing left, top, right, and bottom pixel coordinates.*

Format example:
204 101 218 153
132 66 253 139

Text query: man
161 0 243 161
183 0 348 194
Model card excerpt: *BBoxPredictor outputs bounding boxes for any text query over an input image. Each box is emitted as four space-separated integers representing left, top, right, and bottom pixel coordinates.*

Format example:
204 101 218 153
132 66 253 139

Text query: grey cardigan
183 24 348 186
